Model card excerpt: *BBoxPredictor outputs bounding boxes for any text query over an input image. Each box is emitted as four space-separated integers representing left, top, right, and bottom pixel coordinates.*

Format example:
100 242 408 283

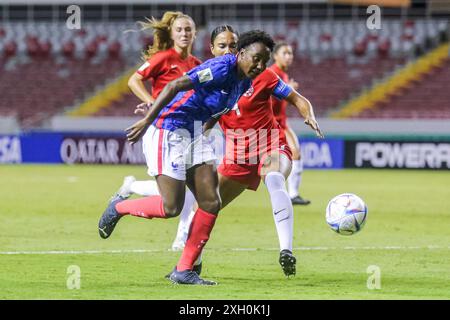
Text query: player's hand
288 78 299 90
125 118 150 144
134 102 152 116
304 117 324 139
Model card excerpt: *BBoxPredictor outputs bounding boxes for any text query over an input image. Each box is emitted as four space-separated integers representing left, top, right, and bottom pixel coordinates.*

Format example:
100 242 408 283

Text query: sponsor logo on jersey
197 68 213 83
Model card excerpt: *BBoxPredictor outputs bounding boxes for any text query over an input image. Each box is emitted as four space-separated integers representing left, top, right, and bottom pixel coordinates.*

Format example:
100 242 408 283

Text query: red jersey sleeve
260 69 281 93
136 52 167 81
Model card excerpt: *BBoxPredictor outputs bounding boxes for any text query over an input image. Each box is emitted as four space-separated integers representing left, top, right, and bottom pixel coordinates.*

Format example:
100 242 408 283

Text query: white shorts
142 125 217 181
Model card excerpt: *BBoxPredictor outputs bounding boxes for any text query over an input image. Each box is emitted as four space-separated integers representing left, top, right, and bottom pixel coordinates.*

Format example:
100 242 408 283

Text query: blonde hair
138 11 195 60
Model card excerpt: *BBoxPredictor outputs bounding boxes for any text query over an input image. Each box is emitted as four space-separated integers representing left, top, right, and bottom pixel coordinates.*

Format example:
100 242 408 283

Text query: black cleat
291 195 311 205
98 195 125 239
193 262 202 276
168 268 217 285
279 249 296 277
165 262 202 279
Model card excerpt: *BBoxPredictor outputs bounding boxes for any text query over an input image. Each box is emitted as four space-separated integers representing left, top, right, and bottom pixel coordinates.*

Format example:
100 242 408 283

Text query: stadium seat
1 19 448 124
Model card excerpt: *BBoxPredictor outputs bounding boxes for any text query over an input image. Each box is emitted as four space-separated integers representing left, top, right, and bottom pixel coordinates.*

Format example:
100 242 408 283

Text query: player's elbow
166 79 179 94
168 77 188 93
128 74 139 90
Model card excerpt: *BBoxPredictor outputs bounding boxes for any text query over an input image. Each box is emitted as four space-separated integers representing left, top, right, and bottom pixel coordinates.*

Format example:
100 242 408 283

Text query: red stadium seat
4 41 17 58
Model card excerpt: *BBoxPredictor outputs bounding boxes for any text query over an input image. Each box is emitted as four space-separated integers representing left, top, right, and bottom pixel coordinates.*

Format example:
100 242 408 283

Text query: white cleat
116 176 136 199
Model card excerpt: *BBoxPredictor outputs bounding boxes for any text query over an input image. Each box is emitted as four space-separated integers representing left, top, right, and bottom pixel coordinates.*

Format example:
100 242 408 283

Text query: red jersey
269 64 289 129
218 68 292 164
136 47 201 99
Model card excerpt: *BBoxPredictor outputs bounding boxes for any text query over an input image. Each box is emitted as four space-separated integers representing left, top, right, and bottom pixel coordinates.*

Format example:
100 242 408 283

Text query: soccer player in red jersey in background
117 27 323 277
128 11 200 104
270 42 311 205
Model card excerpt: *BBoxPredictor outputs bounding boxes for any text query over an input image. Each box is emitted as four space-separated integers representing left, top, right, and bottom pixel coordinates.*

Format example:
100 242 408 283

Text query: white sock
287 159 303 199
265 172 294 252
175 190 196 243
130 180 160 196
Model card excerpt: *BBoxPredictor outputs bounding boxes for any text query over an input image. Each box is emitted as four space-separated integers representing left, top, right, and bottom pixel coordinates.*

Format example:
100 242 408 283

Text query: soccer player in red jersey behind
128 11 201 105
270 42 311 205
211 55 323 277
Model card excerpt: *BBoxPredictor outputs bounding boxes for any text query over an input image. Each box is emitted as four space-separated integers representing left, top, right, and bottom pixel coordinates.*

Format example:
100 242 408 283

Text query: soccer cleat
168 267 216 285
165 262 202 279
116 176 136 199
291 195 311 205
98 195 125 239
193 262 203 276
279 249 296 277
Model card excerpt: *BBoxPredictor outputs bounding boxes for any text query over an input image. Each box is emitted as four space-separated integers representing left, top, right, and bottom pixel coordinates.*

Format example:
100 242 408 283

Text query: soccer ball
326 193 368 235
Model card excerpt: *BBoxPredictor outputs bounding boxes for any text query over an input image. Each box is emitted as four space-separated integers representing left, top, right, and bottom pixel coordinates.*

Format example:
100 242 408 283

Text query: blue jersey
153 54 251 136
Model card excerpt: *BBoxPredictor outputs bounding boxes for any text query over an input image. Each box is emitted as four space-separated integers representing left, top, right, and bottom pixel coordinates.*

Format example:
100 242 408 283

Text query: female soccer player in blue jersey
98 30 276 285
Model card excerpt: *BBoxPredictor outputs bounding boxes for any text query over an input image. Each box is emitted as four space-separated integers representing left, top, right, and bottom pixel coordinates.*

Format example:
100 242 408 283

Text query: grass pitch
0 165 449 299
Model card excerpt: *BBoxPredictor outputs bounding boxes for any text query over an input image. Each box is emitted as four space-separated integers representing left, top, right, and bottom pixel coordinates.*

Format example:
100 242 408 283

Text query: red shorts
218 141 292 191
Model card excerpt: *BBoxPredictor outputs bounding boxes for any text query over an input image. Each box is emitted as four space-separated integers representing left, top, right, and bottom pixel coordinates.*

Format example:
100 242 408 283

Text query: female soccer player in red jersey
269 42 310 205
127 11 200 107
99 30 276 285
118 27 323 278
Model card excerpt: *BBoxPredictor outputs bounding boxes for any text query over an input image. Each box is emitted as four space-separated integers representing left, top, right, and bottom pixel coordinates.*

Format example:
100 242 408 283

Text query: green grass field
0 165 449 299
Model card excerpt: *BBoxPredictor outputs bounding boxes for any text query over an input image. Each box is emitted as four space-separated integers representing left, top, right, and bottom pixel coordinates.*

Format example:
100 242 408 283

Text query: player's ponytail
138 11 195 60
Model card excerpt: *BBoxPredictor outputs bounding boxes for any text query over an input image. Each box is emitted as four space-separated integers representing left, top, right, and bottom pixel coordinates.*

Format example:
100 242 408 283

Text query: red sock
115 196 166 219
176 208 218 271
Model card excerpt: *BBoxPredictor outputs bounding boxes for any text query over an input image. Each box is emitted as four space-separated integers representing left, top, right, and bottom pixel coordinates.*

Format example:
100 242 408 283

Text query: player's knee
163 203 183 218
198 197 221 214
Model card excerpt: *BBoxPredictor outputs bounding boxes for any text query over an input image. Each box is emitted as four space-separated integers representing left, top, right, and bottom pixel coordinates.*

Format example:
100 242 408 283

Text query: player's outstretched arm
285 90 324 138
126 75 195 144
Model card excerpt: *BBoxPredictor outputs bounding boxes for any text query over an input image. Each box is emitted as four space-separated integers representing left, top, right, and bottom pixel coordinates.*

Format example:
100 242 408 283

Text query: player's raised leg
260 151 296 277
116 175 196 251
98 174 186 239
285 126 310 205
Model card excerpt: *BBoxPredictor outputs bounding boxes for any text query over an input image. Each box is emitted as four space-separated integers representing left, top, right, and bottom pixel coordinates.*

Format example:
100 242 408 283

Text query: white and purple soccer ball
326 193 368 235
